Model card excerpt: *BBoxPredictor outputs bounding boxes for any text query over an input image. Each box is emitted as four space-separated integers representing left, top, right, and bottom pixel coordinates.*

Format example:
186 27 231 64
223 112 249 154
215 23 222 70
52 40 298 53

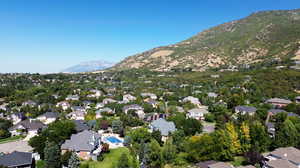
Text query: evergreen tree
44 141 61 168
162 138 177 164
250 121 270 152
151 129 163 145
68 152 80 168
144 140 163 168
275 119 298 147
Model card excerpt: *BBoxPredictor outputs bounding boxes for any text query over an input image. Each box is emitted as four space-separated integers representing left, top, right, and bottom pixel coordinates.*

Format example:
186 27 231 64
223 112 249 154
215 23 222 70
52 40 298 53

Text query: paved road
0 140 33 153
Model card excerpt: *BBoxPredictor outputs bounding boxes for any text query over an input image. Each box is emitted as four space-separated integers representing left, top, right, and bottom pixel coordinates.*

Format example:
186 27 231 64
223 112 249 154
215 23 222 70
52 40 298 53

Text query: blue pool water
106 136 122 143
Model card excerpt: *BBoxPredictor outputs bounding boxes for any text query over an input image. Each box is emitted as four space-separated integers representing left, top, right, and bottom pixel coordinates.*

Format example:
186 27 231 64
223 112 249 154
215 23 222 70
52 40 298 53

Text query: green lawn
0 136 23 144
82 147 133 168
231 156 247 167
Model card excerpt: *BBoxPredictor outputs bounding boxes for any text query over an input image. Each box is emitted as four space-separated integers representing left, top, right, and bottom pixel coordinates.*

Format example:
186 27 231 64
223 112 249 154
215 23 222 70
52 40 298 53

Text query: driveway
0 140 33 153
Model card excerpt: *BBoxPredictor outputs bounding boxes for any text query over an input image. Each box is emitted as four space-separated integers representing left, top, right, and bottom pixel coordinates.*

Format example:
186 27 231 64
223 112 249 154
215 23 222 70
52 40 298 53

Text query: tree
143 140 163 168
44 141 61 168
225 122 241 154
250 121 270 152
117 153 130 168
275 119 298 147
61 151 72 167
112 120 123 134
162 138 177 164
244 150 264 165
239 122 251 153
151 130 163 145
68 152 80 168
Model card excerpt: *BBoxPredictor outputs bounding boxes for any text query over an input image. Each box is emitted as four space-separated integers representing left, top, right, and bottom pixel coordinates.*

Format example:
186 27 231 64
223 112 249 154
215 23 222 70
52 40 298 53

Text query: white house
187 106 209 120
37 112 59 125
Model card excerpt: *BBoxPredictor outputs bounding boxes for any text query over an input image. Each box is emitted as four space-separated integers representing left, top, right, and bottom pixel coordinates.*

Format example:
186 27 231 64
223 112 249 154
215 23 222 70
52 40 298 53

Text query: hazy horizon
0 0 299 73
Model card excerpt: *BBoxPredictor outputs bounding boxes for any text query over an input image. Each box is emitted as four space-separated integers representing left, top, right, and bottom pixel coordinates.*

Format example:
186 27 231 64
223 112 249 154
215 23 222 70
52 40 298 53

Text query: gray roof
73 120 89 132
208 162 234 168
0 151 32 167
235 106 257 113
38 112 59 119
268 109 286 115
123 104 144 111
150 118 176 136
196 160 218 168
269 147 300 164
266 159 297 168
61 130 100 152
266 98 292 104
9 119 45 131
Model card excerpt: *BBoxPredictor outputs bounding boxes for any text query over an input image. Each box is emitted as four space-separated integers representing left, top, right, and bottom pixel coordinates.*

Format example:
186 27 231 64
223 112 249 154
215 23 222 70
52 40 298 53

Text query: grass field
0 136 23 144
82 147 133 168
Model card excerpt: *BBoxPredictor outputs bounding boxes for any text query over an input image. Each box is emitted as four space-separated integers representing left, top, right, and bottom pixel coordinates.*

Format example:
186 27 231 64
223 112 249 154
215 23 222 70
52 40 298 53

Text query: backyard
81 147 133 168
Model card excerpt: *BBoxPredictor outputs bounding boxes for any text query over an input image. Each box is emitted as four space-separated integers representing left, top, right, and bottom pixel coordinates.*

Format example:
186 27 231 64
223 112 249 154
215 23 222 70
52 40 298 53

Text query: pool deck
100 133 124 149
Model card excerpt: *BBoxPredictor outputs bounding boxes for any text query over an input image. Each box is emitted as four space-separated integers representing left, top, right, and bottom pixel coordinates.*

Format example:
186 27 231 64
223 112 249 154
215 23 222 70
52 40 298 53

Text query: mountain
111 9 300 71
62 60 115 73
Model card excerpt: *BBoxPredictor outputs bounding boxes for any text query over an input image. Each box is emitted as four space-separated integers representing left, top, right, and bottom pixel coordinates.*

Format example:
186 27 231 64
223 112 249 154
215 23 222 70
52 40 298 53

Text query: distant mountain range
62 60 115 73
111 8 300 71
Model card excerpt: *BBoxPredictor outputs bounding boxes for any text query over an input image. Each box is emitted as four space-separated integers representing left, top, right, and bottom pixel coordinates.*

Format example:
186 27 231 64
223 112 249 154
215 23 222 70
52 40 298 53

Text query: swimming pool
105 136 122 144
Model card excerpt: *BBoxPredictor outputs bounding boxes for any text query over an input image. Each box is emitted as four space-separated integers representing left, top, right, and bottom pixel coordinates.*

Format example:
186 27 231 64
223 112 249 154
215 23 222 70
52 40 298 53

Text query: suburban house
196 161 254 168
267 109 286 116
56 101 71 110
102 98 117 105
141 93 157 100
187 106 209 120
67 111 85 120
95 103 105 109
72 120 89 132
9 119 45 138
8 112 26 125
234 106 257 116
0 151 34 168
263 147 300 168
22 100 37 107
144 113 167 122
207 92 218 98
295 96 300 104
123 94 137 102
206 162 234 168
65 95 80 101
87 89 102 98
37 112 59 124
182 96 201 106
265 98 292 108
61 130 101 160
95 107 114 119
144 98 159 108
123 104 145 119
266 122 276 137
149 118 176 141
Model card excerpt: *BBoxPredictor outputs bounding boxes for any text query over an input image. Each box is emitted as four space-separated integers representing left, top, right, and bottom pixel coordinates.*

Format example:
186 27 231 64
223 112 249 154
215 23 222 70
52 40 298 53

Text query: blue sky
0 0 299 73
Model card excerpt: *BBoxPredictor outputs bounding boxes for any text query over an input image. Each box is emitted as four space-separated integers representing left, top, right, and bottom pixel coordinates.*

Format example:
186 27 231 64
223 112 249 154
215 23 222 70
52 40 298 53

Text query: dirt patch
150 50 174 58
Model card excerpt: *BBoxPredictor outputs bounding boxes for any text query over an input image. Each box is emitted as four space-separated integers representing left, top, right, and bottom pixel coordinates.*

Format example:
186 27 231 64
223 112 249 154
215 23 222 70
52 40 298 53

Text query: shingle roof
150 118 176 136
9 119 45 131
266 98 292 104
270 147 300 164
266 159 297 168
208 162 234 168
235 106 257 113
0 151 32 167
73 120 89 132
61 130 100 152
38 112 59 119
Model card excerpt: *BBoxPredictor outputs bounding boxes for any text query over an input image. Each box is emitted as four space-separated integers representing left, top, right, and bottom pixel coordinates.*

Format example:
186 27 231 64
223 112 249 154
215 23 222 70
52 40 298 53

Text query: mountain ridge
111 8 300 71
62 60 115 73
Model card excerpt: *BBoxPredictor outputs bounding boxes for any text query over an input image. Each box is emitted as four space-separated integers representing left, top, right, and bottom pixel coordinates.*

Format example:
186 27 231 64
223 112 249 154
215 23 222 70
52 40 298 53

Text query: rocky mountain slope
111 9 300 71
62 60 115 73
